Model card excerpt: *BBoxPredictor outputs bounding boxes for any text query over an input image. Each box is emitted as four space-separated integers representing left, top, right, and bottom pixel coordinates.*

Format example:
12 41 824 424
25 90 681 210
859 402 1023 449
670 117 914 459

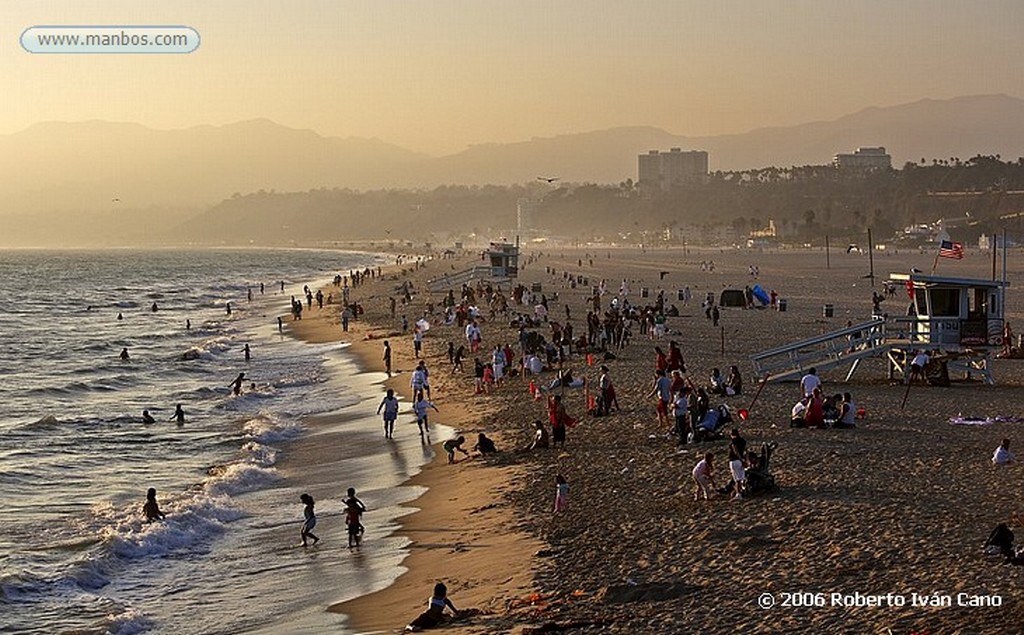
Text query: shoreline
280 255 542 633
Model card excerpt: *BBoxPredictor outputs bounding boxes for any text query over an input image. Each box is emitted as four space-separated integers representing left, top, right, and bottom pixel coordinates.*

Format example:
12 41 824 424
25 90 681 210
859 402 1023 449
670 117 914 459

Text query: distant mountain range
2 93 1023 224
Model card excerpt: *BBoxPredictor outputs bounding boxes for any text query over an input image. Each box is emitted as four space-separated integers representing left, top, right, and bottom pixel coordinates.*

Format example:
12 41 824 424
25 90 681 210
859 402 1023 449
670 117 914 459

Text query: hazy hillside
4 94 1024 246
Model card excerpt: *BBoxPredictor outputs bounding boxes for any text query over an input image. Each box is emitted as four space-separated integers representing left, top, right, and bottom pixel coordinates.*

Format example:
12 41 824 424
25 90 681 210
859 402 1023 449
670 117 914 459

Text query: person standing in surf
376 388 400 439
143 488 166 522
299 493 319 547
170 404 186 425
229 372 246 396
344 487 367 548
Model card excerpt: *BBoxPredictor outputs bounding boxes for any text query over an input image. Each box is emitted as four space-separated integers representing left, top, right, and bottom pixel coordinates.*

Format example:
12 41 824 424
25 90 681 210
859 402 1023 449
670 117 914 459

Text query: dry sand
282 245 1024 634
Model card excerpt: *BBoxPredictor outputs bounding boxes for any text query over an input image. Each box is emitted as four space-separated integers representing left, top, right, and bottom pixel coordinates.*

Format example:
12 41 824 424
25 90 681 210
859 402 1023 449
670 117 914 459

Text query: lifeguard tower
750 272 1009 385
428 240 520 292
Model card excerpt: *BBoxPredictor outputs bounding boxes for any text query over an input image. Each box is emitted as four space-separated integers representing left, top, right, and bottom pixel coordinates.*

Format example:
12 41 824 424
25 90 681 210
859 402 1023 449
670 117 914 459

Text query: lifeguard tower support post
750 272 1009 385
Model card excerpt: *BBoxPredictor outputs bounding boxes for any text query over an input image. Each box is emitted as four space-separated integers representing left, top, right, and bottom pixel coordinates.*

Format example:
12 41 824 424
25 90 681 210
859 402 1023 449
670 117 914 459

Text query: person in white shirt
799 367 821 398
909 350 929 384
993 438 1015 465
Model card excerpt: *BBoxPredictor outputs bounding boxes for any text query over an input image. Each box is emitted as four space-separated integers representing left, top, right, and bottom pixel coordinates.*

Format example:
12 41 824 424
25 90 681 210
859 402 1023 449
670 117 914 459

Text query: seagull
911 267 923 274
537 176 559 183
111 198 121 202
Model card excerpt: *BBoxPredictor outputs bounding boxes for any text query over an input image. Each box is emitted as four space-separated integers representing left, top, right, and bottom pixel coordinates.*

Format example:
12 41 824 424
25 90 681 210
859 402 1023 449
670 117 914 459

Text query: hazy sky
2 0 1021 155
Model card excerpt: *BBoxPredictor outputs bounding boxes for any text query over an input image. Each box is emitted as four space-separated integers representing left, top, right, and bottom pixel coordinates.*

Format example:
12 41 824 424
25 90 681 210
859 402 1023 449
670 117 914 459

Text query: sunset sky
2 0 1021 154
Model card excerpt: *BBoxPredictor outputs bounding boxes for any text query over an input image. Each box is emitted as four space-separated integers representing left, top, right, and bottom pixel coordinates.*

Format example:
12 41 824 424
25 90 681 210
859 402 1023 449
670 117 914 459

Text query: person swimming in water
143 488 166 522
229 372 246 396
142 410 155 424
170 404 185 425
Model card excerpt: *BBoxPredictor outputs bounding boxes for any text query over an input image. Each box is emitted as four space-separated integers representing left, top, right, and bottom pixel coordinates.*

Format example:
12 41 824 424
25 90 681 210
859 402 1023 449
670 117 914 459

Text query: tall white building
638 148 709 191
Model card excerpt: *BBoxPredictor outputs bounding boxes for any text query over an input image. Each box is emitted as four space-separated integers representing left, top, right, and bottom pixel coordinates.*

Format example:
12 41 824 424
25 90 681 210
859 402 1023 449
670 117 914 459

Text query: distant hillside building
638 148 709 191
833 147 892 171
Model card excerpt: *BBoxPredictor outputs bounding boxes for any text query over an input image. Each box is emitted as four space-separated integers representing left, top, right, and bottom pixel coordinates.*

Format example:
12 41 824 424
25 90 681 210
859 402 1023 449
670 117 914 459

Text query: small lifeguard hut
750 272 1009 385
486 241 520 279
882 272 1008 383
428 239 519 292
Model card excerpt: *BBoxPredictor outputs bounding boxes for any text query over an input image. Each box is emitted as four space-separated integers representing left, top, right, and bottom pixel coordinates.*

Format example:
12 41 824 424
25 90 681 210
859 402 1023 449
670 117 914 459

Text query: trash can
640 287 649 298
823 303 834 318
778 299 787 312
677 289 685 301
531 282 542 293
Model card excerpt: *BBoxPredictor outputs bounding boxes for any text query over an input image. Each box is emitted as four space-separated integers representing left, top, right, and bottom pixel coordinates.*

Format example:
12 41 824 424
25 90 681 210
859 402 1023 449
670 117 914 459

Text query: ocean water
0 249 439 634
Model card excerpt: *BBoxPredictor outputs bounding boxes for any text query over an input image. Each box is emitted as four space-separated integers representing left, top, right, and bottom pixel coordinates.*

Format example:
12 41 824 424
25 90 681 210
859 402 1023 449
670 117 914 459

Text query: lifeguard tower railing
428 265 510 293
750 318 888 383
751 314 1004 385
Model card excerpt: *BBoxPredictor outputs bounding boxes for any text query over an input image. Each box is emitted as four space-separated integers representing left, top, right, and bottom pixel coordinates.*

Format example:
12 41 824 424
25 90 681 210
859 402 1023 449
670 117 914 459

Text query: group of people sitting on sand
789 368 858 429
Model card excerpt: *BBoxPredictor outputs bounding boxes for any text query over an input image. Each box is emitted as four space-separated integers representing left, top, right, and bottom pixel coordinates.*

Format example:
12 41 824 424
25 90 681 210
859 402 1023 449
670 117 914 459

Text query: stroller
745 442 778 495
691 404 733 443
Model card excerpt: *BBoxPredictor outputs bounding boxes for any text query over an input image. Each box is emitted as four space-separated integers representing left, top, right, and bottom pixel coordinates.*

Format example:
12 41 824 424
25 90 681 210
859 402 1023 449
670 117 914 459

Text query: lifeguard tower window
930 288 960 317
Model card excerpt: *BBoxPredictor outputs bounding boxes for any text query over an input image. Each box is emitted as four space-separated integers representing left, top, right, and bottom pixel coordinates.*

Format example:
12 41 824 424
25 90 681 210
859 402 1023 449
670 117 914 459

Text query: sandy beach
280 245 1024 634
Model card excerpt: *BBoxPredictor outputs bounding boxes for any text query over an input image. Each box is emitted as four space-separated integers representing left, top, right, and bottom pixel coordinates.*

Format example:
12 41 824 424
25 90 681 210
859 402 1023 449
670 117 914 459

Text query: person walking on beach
229 372 246 396
170 404 186 425
412 392 439 436
299 493 319 547
647 369 672 427
143 487 166 522
341 306 352 332
413 327 423 359
727 429 747 500
554 474 569 513
377 388 400 439
692 452 716 501
344 487 367 548
119 347 130 362
549 395 571 449
383 340 393 377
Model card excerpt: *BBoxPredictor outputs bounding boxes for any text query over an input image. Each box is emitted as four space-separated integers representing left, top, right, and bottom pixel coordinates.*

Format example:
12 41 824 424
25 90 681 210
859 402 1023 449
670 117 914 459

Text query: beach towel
949 415 1024 426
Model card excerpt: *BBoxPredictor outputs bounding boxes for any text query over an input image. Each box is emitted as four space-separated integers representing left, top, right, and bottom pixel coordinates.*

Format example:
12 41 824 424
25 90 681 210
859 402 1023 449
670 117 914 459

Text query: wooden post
867 228 875 286
747 374 770 414
720 326 725 356
825 235 830 269
992 233 998 281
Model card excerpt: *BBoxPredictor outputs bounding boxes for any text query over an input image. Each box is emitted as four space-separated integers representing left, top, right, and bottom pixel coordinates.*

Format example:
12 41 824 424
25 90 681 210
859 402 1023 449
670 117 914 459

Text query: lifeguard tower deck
428 241 520 292
750 273 1009 385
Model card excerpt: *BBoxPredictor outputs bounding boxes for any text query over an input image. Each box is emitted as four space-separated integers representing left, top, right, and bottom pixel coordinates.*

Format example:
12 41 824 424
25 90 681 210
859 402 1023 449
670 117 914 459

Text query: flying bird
537 176 559 183
111 198 121 202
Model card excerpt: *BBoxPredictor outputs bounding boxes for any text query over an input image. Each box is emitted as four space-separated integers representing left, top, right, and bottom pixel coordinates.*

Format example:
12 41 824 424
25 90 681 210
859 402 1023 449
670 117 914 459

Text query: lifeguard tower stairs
750 273 1009 385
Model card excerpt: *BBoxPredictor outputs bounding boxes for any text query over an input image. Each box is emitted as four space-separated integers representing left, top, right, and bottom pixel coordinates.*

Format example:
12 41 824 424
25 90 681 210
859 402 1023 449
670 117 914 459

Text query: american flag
939 240 964 260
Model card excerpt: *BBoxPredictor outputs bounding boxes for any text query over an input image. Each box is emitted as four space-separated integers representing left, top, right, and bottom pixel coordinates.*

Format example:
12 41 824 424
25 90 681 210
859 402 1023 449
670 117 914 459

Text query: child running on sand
343 487 366 548
412 392 439 435
406 582 460 632
299 493 319 547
